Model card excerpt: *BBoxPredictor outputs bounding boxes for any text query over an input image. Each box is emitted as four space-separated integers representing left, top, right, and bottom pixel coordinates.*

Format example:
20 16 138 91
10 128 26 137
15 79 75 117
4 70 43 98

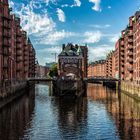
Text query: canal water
0 83 139 140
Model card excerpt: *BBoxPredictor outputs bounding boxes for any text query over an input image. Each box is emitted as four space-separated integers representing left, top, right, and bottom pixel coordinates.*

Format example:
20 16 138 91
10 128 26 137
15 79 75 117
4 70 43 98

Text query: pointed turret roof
77 46 82 55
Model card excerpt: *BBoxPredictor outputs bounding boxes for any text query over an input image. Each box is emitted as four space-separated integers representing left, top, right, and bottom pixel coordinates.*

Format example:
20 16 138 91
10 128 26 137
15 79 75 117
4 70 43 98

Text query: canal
0 83 139 140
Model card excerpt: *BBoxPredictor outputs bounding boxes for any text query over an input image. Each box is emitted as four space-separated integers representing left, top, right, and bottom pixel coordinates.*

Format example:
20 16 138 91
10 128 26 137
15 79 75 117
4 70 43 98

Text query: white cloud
109 33 120 43
56 8 66 22
62 0 81 8
37 46 62 64
11 1 55 36
88 44 114 62
73 0 81 7
36 30 76 45
61 4 69 8
89 24 111 29
9 0 14 7
89 0 101 12
38 46 61 53
108 6 111 9
84 31 102 43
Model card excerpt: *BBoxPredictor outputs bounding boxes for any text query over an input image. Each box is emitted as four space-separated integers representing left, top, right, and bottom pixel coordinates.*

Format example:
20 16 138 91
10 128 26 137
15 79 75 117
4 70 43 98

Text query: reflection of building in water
87 84 140 140
35 82 53 96
107 93 140 140
52 98 87 138
0 87 35 140
87 83 116 101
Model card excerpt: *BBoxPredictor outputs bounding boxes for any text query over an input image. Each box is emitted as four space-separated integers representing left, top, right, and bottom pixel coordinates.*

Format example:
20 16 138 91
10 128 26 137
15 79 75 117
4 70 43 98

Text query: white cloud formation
11 1 55 36
89 0 101 12
73 0 81 7
84 31 102 43
88 44 114 62
38 46 61 53
37 46 62 64
89 24 111 29
108 6 111 9
9 0 14 7
9 0 118 65
109 33 120 43
62 0 81 8
56 8 66 22
36 30 76 45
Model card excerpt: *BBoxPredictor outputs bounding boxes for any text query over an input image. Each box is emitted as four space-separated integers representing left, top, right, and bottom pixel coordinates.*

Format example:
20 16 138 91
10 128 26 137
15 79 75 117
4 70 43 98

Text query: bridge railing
86 76 119 81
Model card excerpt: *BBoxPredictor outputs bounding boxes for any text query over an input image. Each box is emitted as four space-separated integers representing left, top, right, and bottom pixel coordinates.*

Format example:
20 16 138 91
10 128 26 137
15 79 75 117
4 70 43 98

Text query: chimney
62 44 65 50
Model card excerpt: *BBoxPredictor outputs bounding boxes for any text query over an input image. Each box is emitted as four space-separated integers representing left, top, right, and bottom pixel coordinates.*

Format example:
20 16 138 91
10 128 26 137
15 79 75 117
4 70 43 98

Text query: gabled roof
59 43 83 56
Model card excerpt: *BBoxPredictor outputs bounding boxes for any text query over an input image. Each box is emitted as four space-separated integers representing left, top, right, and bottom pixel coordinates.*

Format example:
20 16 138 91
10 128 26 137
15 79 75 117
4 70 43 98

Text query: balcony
16 56 22 62
121 52 124 56
24 46 28 50
2 15 11 20
128 45 133 49
3 40 10 47
24 68 28 72
24 62 28 66
3 31 11 38
3 22 11 29
121 68 124 72
16 68 22 72
24 57 28 60
128 31 133 37
16 33 22 37
128 38 133 43
24 52 28 56
3 64 8 69
128 51 133 56
121 56 124 60
121 47 124 51
127 58 133 63
121 40 124 45
3 50 9 56
16 38 21 43
16 44 21 49
16 50 22 56
127 67 133 72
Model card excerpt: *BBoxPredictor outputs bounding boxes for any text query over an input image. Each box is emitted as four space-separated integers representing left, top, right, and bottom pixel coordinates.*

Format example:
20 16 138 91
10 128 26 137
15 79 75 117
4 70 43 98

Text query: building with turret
58 43 88 78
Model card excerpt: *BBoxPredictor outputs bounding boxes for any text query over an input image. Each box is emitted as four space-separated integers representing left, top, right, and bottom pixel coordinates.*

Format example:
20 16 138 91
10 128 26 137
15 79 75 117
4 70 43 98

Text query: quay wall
121 81 140 101
0 81 28 108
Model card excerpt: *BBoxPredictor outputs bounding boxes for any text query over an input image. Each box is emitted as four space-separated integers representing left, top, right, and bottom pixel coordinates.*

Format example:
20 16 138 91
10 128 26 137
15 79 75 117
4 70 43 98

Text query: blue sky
9 0 140 65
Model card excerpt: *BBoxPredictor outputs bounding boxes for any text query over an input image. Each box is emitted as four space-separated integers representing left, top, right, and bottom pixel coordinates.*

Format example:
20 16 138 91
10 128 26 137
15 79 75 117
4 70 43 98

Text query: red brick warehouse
0 0 36 82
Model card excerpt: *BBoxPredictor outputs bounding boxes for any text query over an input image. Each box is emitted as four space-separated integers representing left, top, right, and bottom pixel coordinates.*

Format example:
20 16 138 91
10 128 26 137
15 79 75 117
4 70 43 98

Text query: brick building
58 43 88 78
36 65 50 78
106 51 115 78
133 11 140 85
88 60 106 77
118 10 140 84
0 0 11 81
114 40 120 79
0 0 36 82
88 10 140 85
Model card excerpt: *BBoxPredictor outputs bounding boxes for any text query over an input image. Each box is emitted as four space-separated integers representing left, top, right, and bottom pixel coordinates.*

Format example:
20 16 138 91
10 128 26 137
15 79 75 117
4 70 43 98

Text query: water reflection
0 83 139 140
52 97 88 139
0 86 35 140
87 83 140 140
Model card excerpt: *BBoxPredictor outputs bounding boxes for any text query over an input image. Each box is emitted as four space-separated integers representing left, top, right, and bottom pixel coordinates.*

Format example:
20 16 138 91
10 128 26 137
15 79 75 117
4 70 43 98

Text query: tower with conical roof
77 46 82 55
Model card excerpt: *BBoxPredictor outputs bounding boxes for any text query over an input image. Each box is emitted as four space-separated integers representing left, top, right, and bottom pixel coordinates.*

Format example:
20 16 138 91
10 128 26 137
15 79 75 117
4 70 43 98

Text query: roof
59 43 85 57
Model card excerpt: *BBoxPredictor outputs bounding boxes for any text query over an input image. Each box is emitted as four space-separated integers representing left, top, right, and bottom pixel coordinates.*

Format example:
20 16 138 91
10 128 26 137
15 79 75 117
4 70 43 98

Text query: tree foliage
48 63 58 78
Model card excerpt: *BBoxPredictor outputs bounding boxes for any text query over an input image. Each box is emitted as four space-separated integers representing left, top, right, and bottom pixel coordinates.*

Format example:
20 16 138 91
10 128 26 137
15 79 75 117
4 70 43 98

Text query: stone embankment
0 80 28 108
121 81 140 101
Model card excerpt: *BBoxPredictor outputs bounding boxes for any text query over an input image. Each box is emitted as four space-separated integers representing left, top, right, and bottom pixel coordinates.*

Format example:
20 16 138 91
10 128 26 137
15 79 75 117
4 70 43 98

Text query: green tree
48 63 58 78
